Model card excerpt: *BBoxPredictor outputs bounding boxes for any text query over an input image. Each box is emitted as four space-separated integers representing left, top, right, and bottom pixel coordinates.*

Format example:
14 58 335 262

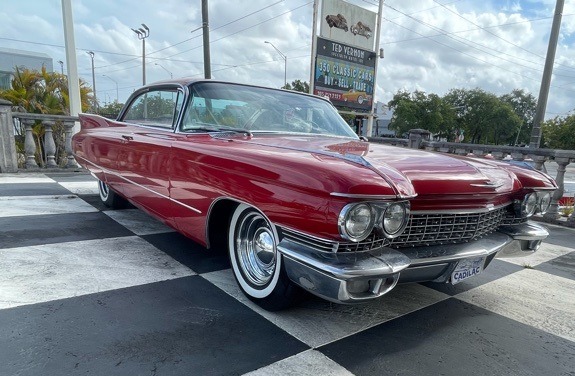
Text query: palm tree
0 66 93 166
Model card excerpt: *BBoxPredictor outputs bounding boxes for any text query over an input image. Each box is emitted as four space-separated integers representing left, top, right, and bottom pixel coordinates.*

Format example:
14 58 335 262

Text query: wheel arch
206 197 282 250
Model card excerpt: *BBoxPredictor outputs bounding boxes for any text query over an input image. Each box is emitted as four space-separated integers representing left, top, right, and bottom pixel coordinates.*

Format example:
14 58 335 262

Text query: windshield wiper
185 126 252 137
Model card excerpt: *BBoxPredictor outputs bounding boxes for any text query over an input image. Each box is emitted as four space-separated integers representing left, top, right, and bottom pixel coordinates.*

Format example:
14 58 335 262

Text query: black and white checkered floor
1 172 574 376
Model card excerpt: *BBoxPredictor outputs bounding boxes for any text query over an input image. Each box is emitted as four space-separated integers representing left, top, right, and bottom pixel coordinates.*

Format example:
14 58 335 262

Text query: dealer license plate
451 257 485 284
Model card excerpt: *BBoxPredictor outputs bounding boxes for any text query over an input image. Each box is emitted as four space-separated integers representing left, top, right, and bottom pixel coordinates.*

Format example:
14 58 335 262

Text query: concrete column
23 119 39 169
530 155 547 171
408 129 431 149
0 100 19 173
64 121 78 168
544 155 570 220
44 121 58 168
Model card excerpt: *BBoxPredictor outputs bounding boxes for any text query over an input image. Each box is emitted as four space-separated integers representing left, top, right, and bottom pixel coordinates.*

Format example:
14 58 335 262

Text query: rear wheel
228 204 298 310
98 180 127 209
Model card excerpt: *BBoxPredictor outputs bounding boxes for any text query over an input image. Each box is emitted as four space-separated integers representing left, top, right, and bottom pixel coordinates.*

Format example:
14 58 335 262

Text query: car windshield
180 82 358 138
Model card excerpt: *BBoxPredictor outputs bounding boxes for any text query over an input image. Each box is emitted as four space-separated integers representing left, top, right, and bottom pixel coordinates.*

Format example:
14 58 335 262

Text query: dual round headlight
521 193 538 217
383 203 408 237
339 203 375 242
339 202 408 242
537 191 552 214
520 191 553 217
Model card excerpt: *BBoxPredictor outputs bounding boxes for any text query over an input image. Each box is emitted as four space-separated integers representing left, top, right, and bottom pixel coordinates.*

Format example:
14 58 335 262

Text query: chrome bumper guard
278 221 548 304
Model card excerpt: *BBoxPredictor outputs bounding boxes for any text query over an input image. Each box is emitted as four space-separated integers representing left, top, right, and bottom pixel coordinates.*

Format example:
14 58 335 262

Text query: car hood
238 135 520 197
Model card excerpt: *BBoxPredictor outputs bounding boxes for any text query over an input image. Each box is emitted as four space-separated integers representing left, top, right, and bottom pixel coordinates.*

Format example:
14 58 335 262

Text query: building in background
0 47 53 90
359 101 395 137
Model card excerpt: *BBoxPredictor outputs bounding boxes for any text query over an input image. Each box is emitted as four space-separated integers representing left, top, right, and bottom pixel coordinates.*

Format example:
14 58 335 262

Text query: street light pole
131 23 150 85
57 60 64 75
102 74 118 102
264 41 287 88
87 51 97 113
154 63 173 78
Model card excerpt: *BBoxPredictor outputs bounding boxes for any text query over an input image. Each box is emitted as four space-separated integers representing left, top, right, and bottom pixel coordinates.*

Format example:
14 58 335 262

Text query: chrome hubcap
235 211 276 287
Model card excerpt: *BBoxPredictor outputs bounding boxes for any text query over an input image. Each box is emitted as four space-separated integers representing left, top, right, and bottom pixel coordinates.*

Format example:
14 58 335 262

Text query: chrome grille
389 206 508 248
281 205 519 253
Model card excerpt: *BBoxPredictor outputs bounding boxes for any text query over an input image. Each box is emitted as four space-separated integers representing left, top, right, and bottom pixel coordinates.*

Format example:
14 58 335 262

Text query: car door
117 87 184 224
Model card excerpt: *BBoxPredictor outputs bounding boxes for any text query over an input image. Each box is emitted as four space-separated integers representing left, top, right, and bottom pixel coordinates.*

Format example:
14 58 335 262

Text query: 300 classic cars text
73 79 556 310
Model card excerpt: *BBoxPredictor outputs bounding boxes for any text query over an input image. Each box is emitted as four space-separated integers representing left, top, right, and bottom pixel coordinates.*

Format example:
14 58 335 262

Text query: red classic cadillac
73 79 556 310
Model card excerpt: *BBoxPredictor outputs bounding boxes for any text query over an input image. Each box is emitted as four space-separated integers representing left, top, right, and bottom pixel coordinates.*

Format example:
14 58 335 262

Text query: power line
95 1 293 70
383 3 575 81
431 0 575 72
161 2 311 60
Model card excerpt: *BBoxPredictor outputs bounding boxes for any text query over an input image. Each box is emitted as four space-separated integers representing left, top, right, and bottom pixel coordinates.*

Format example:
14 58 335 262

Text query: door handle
121 135 133 141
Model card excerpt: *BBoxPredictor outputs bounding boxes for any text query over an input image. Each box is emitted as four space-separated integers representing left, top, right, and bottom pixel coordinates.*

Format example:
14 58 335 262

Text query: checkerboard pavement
1 172 574 376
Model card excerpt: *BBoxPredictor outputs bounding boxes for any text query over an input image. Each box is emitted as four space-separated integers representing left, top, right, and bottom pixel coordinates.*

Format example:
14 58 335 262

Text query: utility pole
131 24 150 85
530 0 564 148
87 51 97 113
61 0 81 131
366 0 385 137
202 0 211 79
309 0 318 94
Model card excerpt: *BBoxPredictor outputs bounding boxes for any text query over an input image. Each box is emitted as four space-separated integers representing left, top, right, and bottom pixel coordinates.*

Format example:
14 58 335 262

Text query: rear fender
78 113 125 130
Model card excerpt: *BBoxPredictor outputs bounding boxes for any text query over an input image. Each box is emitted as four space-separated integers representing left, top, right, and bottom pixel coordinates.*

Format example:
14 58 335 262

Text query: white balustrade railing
370 130 575 226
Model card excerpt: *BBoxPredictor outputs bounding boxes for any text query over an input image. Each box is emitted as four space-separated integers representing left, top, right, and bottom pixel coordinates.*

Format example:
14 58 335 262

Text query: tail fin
79 113 124 129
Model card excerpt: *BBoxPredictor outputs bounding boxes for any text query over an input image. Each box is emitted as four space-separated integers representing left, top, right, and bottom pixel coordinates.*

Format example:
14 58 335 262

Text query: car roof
137 78 330 103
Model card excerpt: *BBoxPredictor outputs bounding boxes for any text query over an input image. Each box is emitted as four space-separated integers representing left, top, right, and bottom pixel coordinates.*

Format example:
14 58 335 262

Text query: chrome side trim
280 226 340 253
330 193 401 199
75 157 202 214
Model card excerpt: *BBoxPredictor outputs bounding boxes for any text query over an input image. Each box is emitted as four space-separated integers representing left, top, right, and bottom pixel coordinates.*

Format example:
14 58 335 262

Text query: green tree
388 90 457 139
443 88 521 144
542 114 575 149
500 89 537 145
283 79 309 93
99 101 124 119
0 66 93 167
0 66 92 114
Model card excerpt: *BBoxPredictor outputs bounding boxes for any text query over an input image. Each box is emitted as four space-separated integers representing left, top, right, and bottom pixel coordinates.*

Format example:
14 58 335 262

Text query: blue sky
0 0 574 119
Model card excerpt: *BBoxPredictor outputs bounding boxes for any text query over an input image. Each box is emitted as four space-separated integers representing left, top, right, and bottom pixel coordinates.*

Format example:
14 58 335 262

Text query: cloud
1 0 574 117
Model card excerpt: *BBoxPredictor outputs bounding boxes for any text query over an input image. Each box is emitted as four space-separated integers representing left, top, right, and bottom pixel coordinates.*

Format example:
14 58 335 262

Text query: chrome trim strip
409 202 512 215
280 225 340 252
76 157 202 214
470 183 504 188
330 193 401 199
523 187 556 191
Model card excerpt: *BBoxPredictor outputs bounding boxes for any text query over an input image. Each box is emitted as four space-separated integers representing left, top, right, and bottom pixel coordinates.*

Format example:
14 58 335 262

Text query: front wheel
98 180 127 209
228 204 298 310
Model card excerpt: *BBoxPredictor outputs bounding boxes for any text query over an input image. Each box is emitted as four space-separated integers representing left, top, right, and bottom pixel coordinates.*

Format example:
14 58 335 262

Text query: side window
181 93 255 132
123 89 179 129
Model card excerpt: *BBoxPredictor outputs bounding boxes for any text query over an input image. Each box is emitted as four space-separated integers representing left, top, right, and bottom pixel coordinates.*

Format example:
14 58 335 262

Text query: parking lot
1 172 574 376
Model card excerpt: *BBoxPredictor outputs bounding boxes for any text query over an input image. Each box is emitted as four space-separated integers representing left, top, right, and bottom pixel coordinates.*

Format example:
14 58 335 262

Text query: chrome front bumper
278 221 548 304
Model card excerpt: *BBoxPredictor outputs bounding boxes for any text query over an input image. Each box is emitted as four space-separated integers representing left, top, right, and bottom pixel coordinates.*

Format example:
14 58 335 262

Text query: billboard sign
313 36 376 112
320 0 377 51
